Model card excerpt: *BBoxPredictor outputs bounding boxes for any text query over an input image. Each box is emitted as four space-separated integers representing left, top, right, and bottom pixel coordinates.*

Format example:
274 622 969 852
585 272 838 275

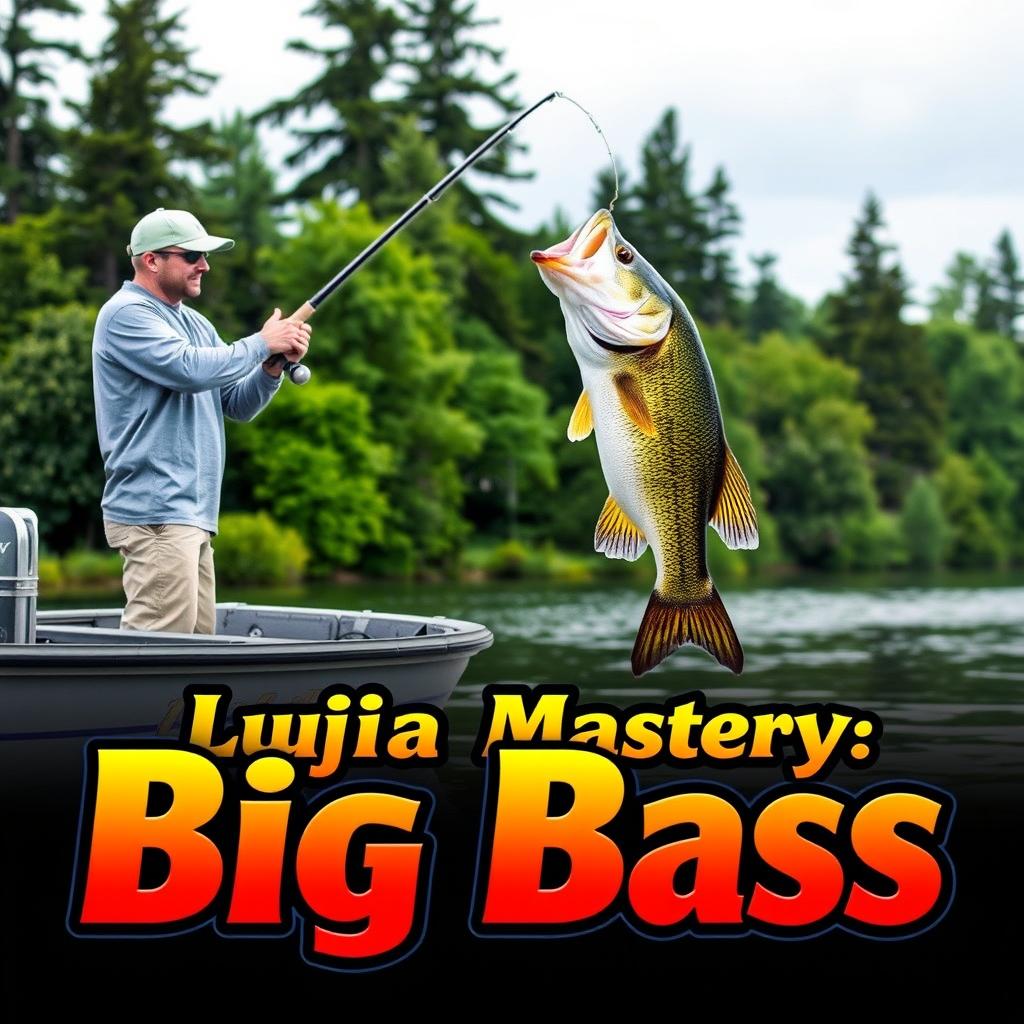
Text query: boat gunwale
3 603 494 668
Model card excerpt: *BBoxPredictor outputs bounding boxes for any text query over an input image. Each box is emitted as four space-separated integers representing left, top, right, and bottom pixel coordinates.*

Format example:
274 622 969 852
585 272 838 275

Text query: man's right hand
260 308 312 361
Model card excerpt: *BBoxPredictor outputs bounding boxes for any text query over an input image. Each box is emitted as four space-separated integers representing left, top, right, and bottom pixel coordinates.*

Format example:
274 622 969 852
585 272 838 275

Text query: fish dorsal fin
613 373 657 437
567 390 593 441
594 494 648 561
710 445 759 550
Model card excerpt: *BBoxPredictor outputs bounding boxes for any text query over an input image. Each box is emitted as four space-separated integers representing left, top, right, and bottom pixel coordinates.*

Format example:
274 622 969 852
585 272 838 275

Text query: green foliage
399 0 527 222
266 202 483 573
457 345 555 538
61 548 122 586
0 0 83 221
988 230 1022 340
935 452 1006 568
213 512 309 586
3 2 1019 583
230 380 391 571
473 539 593 582
0 303 103 551
63 0 217 290
748 253 805 339
738 332 861 438
259 0 405 203
0 212 87 349
614 109 741 324
929 322 1024 468
900 476 949 570
197 111 281 335
485 538 528 578
625 109 705 314
823 194 945 505
37 554 62 591
929 252 980 323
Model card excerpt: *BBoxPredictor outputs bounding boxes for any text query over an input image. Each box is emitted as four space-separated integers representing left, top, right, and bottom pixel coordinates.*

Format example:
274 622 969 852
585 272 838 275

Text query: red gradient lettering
79 748 224 924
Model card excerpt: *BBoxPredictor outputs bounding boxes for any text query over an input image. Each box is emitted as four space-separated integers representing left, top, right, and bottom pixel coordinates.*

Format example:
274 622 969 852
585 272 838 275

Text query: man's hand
260 308 312 376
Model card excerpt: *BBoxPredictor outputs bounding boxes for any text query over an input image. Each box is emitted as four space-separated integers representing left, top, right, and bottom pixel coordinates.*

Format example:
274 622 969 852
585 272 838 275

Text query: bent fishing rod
276 90 560 384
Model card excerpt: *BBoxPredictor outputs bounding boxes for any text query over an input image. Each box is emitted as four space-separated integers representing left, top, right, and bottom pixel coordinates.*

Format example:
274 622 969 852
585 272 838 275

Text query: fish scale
532 209 759 675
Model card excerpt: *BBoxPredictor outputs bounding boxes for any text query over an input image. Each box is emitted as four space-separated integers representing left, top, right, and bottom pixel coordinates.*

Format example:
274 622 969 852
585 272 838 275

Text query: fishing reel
267 355 311 385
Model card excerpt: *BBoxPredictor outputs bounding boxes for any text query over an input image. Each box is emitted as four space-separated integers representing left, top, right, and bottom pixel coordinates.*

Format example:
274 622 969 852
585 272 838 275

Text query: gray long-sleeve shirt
92 281 281 534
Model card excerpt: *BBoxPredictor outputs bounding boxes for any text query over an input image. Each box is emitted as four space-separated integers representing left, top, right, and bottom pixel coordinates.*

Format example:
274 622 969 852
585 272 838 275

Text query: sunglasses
154 249 208 265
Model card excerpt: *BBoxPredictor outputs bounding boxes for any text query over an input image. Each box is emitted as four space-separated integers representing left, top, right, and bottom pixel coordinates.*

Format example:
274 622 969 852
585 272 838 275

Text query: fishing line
279 90 620 383
554 91 619 211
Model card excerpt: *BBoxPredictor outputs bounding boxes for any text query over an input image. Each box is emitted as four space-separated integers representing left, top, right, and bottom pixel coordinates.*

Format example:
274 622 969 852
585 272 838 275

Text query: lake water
222 574 1024 797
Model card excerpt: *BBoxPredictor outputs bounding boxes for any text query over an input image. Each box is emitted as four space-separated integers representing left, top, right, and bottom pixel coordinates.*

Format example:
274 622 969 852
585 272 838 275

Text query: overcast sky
34 0 1024 309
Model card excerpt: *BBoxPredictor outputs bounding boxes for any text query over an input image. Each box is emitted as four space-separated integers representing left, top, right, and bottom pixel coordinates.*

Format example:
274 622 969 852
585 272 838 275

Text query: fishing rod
276 90 560 384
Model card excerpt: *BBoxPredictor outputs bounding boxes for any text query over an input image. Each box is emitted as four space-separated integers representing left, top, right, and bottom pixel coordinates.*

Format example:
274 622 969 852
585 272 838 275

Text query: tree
375 111 462 291
229 382 392 570
63 0 217 291
929 252 979 323
747 252 804 340
990 230 1022 341
0 0 82 222
700 165 741 325
398 0 528 224
0 303 103 550
456 345 555 540
900 476 948 570
824 193 945 505
0 210 86 350
628 109 705 306
258 0 404 204
265 201 483 574
197 111 281 334
625 108 742 324
935 452 1006 568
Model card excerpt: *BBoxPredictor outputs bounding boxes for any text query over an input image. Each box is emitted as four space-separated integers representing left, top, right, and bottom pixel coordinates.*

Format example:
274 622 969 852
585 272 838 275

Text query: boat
0 602 493 781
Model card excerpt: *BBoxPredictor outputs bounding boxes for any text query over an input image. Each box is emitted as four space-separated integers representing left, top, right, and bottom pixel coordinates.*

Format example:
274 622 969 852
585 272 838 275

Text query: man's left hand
263 320 311 377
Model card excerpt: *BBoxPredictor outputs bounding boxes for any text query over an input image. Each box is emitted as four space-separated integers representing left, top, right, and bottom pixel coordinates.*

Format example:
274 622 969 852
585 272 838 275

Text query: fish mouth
587 310 672 353
587 329 648 354
531 209 613 270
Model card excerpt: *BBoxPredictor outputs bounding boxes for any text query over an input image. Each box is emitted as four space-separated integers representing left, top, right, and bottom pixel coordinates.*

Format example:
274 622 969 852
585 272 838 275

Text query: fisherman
92 208 311 634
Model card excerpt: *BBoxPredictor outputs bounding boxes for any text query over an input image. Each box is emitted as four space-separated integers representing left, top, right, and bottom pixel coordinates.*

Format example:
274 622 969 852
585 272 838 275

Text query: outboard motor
0 507 38 644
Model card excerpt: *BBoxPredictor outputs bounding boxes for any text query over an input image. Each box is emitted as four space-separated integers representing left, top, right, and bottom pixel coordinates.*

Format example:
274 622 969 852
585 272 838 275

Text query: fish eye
615 245 634 264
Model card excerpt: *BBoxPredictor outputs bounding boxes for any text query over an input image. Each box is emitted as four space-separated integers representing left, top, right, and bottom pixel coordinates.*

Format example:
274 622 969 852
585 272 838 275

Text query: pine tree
748 252 803 339
628 109 705 307
258 0 404 204
991 230 1022 341
627 109 741 324
63 0 217 291
398 0 527 224
700 165 741 325
0 0 83 222
825 193 945 505
929 252 979 322
197 111 281 333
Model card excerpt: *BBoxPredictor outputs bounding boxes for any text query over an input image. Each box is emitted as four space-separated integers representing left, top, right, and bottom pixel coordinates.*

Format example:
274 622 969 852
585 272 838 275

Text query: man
93 207 311 634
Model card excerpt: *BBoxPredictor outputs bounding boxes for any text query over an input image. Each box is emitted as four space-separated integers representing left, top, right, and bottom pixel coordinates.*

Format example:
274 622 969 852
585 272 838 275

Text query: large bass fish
532 209 757 675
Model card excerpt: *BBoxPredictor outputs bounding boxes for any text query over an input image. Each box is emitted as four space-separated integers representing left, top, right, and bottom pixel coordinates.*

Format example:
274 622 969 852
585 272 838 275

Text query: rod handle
280 302 316 384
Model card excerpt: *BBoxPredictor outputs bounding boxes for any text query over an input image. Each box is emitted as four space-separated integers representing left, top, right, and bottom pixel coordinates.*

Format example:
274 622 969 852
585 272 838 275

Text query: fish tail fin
631 585 743 676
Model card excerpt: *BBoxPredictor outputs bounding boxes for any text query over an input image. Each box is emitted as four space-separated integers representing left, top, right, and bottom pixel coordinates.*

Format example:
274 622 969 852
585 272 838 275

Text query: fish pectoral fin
567 390 594 441
631 585 743 676
710 445 759 550
594 494 648 561
613 372 657 437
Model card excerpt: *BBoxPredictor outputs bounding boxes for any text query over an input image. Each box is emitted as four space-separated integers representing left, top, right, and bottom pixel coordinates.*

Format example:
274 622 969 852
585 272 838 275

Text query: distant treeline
1 0 1021 578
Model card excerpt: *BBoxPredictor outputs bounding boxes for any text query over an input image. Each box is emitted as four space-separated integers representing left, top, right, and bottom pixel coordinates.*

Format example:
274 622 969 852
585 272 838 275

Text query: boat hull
0 603 493 784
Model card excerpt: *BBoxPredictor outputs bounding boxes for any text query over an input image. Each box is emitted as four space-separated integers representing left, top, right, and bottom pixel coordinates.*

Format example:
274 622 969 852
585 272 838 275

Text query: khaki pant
104 522 216 634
